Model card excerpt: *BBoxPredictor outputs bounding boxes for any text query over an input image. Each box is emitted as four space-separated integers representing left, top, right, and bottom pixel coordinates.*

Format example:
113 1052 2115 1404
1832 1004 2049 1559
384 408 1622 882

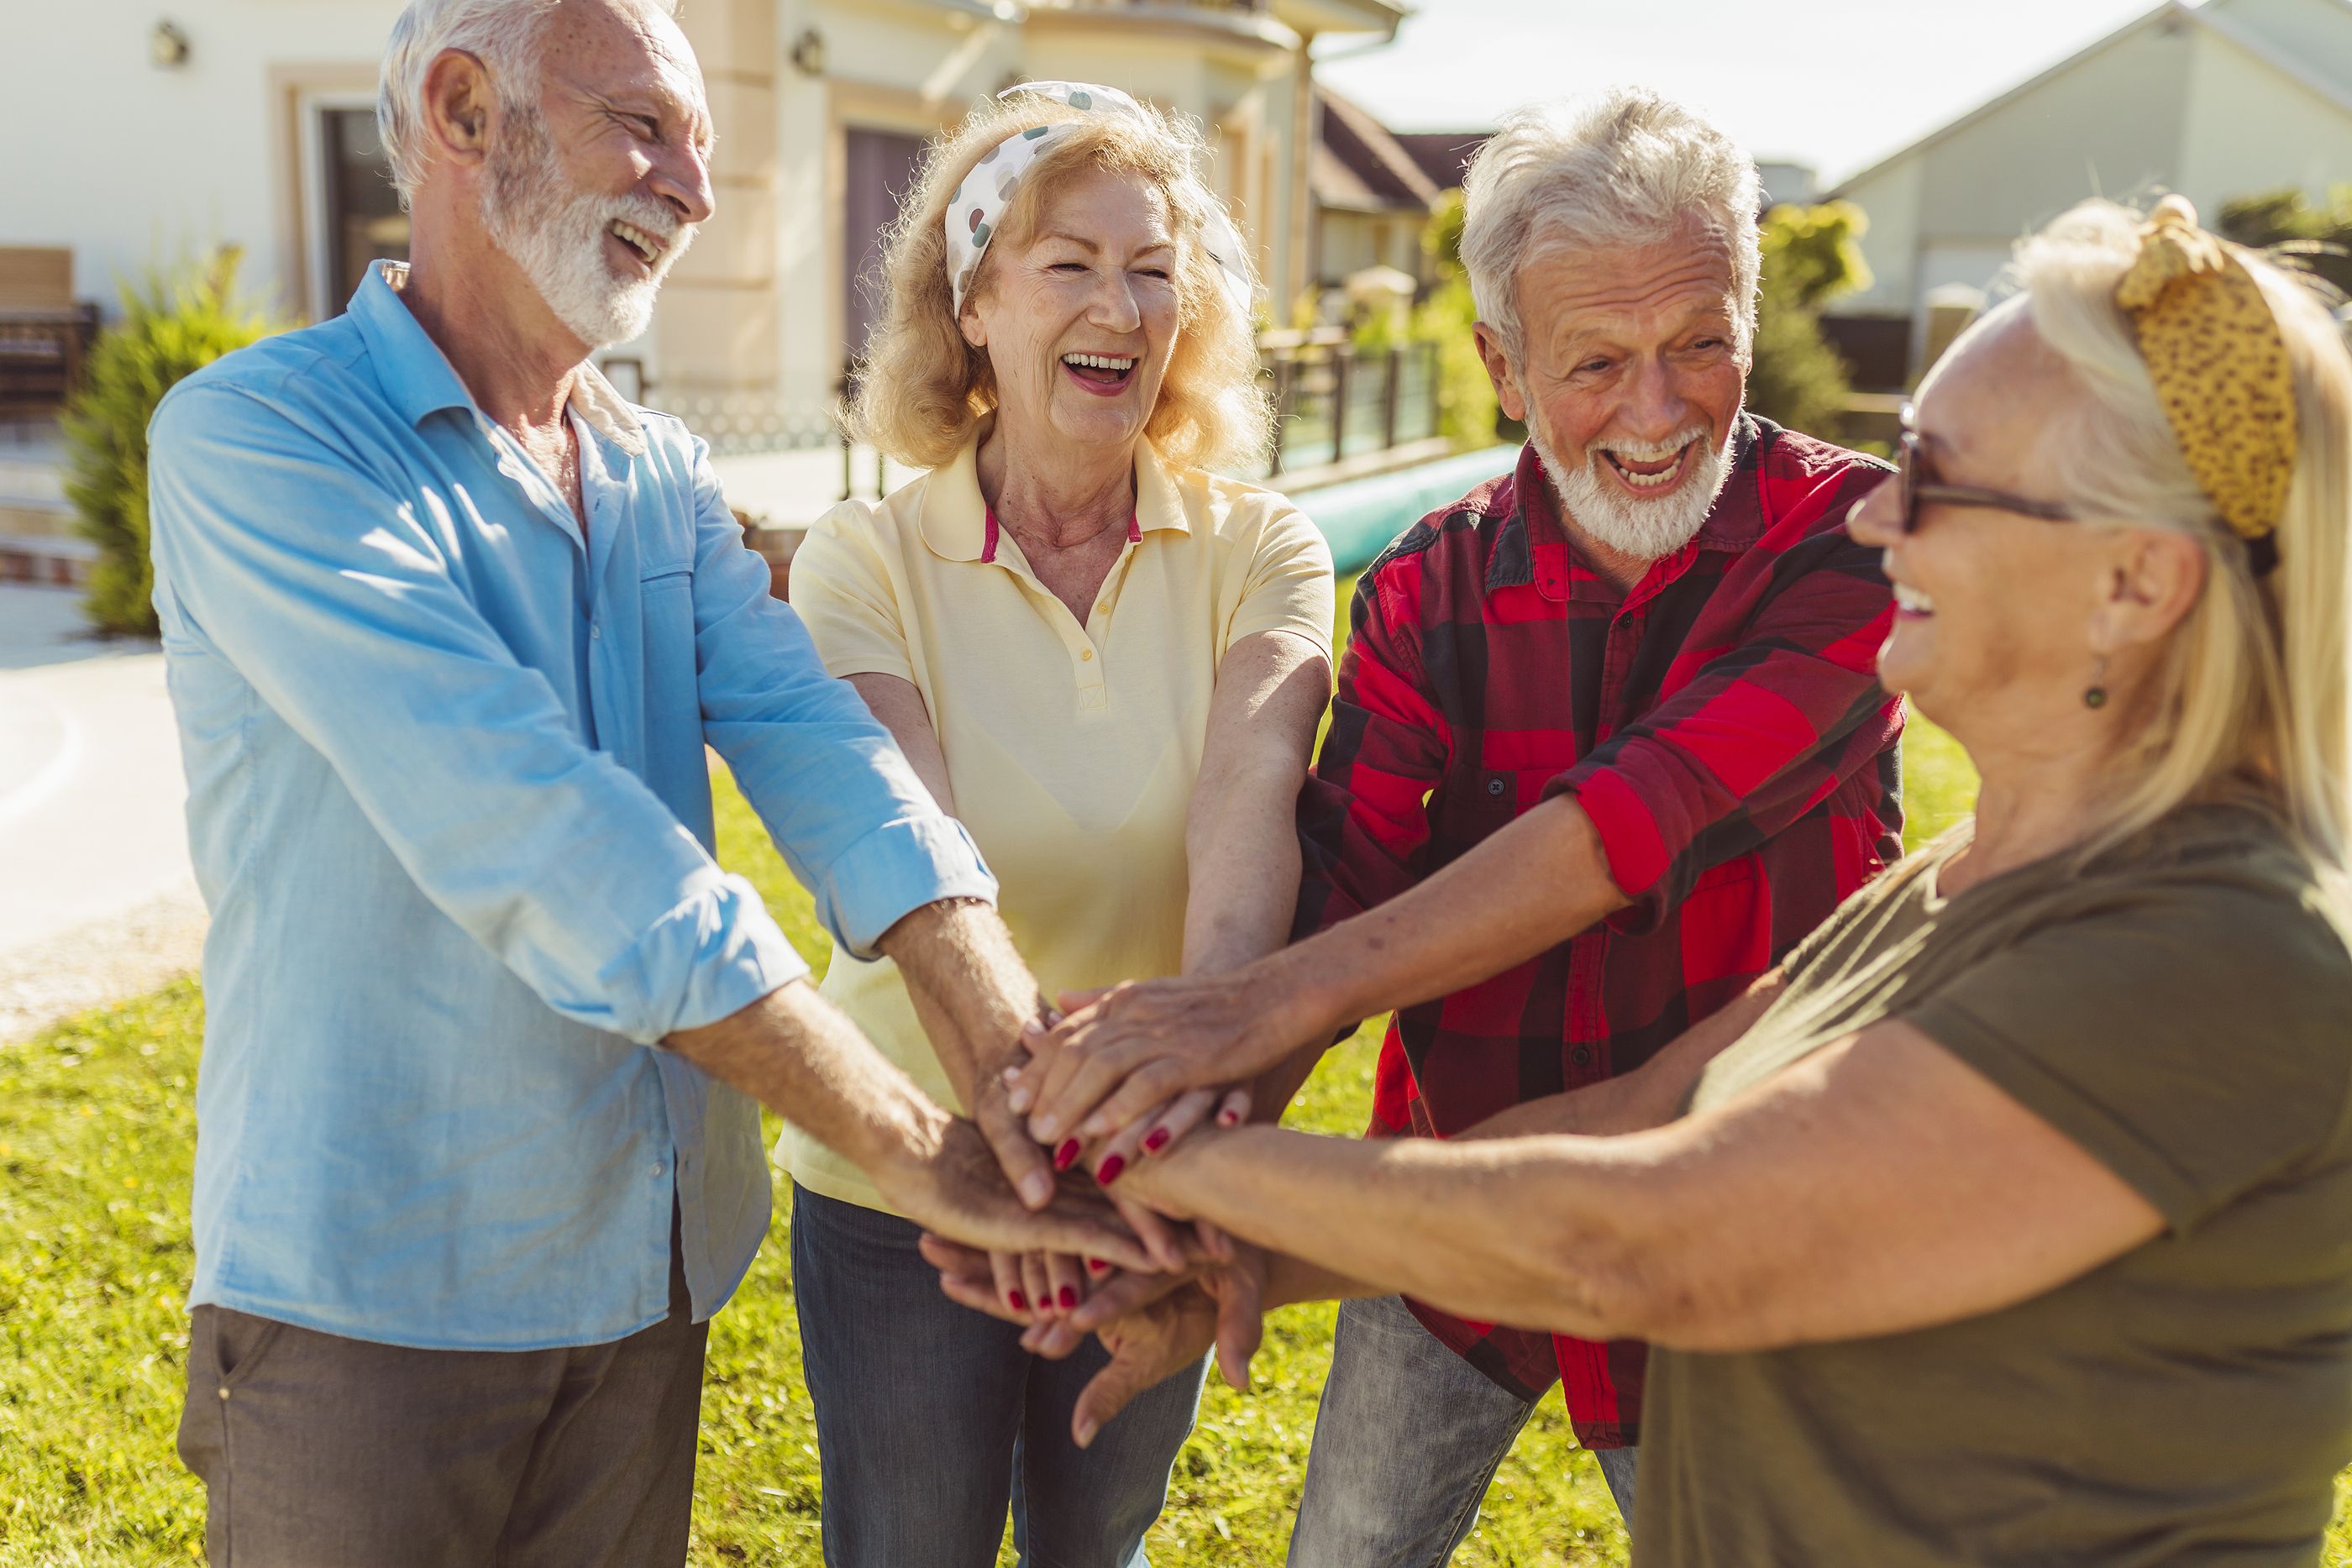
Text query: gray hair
375 0 676 202
1460 87 1762 361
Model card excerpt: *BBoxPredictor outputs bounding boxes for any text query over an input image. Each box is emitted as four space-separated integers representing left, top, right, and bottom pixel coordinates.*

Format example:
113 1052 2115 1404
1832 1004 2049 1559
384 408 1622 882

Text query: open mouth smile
1063 352 1138 395
1893 583 1936 619
1600 441 1696 493
608 219 668 270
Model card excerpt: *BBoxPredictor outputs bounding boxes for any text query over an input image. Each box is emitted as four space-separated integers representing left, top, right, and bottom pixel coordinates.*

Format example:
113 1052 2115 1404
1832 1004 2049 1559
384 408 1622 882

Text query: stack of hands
923 968 1318 1449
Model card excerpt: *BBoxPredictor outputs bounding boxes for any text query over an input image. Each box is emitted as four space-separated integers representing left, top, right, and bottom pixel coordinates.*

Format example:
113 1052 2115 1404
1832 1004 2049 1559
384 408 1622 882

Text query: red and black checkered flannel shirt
1294 416 1904 1449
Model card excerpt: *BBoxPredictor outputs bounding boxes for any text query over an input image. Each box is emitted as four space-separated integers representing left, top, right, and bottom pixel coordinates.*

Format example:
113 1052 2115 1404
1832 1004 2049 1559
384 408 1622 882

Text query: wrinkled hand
1011 973 1310 1151
923 1235 1269 1448
873 1113 1158 1274
970 1049 1058 1211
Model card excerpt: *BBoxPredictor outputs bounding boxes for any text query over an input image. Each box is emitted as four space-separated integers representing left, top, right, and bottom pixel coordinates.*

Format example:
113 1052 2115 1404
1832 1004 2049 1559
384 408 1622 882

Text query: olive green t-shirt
1641 805 2352 1568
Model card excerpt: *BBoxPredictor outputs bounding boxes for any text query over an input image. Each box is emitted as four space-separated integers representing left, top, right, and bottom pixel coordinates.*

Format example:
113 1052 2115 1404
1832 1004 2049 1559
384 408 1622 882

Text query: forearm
1123 1123 1653 1340
1182 763 1305 978
1262 1250 1381 1310
667 978 947 1177
1259 796 1630 1048
879 897 1039 1099
1459 973 1785 1141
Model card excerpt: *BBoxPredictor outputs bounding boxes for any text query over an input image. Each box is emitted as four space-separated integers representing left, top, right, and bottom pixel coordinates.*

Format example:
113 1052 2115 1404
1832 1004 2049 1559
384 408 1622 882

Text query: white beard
1532 417 1735 563
480 107 693 350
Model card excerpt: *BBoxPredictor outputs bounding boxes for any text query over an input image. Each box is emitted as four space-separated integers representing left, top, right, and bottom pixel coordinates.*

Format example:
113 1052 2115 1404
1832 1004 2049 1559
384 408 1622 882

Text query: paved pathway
0 584 204 1043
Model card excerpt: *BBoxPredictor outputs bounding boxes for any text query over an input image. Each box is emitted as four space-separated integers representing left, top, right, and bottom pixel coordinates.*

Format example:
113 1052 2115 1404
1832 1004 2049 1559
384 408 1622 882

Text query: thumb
978 1098 1055 1211
1071 1342 1153 1450
1211 1273 1265 1393
1056 985 1116 1015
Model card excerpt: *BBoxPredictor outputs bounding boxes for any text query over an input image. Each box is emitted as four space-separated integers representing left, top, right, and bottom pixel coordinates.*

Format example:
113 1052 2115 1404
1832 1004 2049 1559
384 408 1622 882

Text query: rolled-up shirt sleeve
1544 524 1899 932
685 444 995 959
149 382 806 1044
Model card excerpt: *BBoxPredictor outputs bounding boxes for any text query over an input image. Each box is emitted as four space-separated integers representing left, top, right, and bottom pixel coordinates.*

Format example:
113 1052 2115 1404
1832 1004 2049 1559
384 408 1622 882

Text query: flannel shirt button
1485 776 1507 797
1571 1045 1593 1067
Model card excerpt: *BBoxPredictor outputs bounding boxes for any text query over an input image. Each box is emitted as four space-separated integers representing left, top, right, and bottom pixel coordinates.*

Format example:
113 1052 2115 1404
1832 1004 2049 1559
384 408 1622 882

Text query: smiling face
960 165 1182 459
1479 219 1748 560
477 0 716 349
1846 308 2202 747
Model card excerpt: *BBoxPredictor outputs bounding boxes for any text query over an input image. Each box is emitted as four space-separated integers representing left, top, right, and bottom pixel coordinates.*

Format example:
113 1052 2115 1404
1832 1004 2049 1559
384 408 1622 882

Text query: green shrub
1746 202 1871 443
64 248 281 636
2219 186 2352 301
1407 191 1503 452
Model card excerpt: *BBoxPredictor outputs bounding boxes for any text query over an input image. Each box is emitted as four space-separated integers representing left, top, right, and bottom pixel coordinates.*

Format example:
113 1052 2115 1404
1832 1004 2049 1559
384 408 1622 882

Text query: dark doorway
842 127 930 383
321 107 411 314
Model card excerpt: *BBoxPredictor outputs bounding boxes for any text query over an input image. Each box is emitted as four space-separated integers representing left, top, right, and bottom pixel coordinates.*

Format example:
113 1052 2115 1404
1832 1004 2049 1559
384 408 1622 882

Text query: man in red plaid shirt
1014 87 1901 1555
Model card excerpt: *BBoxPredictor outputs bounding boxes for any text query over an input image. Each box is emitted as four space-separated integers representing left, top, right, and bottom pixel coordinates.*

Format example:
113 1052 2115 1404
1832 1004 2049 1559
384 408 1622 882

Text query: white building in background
10 0 1404 416
1824 0 2352 386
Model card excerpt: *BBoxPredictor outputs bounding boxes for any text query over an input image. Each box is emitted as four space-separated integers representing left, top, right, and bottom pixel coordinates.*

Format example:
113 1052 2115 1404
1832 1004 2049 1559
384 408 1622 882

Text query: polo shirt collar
920 417 1189 564
1488 412 1764 594
347 260 648 458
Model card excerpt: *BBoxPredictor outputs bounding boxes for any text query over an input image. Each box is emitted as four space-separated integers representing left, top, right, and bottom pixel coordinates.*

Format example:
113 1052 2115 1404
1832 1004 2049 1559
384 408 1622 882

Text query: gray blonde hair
376 0 678 202
1989 199 2351 872
851 92 1270 474
1460 87 1762 361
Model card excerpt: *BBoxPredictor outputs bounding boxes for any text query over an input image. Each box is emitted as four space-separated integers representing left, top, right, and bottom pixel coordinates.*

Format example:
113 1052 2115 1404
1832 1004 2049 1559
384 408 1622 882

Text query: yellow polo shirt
776 432 1335 1211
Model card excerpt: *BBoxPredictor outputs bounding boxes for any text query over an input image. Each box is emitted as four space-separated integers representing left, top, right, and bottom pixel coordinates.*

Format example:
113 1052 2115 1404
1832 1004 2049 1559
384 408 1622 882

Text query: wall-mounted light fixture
150 18 192 68
789 28 826 77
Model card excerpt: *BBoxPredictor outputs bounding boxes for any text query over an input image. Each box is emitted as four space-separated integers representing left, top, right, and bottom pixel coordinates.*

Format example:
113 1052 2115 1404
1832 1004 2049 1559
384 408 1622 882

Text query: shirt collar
919 417 1189 564
348 260 648 458
1488 412 1765 595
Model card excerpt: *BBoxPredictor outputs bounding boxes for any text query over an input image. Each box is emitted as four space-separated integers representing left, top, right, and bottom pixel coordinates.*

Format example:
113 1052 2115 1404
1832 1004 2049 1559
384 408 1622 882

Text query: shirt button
1079 648 1094 662
1486 777 1507 797
1571 1046 1593 1067
591 623 603 640
650 1162 666 1178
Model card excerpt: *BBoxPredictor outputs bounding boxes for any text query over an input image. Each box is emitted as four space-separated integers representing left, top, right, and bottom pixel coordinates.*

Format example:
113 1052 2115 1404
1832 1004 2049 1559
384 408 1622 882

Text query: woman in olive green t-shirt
933 200 2352 1565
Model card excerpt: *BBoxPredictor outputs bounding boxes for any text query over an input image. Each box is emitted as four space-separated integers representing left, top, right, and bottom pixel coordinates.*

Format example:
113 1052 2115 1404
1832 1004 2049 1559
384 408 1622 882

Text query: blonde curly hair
849 92 1270 474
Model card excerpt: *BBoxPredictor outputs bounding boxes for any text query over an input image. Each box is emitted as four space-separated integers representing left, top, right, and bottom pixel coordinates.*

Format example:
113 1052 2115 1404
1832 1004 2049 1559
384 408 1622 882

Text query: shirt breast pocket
638 564 701 736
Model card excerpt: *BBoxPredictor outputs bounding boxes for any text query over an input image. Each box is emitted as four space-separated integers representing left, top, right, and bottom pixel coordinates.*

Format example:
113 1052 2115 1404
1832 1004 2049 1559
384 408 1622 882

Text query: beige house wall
2179 25 2352 214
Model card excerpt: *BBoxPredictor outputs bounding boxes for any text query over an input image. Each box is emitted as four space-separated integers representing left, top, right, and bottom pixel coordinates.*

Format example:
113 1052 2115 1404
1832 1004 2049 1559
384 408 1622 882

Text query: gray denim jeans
790 1183 1209 1568
1287 1293 1637 1567
176 1242 706 1568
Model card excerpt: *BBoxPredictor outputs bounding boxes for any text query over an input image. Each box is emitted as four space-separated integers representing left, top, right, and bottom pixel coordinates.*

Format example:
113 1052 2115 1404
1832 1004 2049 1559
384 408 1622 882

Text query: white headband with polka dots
944 80 1257 320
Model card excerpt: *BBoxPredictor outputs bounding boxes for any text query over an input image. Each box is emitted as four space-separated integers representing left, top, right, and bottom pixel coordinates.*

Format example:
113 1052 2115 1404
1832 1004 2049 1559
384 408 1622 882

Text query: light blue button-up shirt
146 262 994 1350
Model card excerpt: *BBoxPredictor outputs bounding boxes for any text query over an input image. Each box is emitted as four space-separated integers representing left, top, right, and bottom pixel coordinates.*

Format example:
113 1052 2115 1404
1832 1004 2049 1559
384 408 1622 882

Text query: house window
320 107 410 312
842 127 927 384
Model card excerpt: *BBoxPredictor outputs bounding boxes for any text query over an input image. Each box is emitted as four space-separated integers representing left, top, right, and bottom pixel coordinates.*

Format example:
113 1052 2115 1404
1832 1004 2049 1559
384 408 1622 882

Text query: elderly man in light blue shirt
145 0 1150 1561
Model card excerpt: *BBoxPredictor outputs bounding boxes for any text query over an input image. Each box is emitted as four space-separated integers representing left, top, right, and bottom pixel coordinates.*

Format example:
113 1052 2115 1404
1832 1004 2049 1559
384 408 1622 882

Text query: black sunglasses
1895 404 2081 534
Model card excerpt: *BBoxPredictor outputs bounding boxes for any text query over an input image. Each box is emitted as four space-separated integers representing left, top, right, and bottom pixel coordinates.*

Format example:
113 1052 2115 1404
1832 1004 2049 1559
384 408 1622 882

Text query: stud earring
2083 655 2109 711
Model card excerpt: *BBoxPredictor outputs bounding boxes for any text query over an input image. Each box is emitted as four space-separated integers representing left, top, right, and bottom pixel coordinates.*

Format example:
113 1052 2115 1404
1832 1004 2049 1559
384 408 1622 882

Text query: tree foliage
1410 190 1502 451
2218 187 2352 302
1746 201 1872 443
64 248 281 636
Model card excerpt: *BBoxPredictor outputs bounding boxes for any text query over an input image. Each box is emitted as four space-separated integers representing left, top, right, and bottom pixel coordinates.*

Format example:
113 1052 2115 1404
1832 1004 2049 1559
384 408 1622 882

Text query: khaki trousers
176 1245 706 1568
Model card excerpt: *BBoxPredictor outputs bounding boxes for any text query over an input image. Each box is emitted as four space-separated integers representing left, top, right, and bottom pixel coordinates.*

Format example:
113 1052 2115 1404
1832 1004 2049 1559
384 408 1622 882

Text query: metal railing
1258 330 1441 479
646 333 1446 504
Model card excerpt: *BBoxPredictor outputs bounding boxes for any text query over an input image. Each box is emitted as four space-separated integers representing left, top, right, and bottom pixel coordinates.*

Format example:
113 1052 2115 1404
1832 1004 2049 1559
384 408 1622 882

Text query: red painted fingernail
1095 1153 1126 1185
1053 1139 1081 1171
1058 1285 1078 1309
1143 1126 1171 1154
1008 1290 1027 1312
1088 1257 1109 1274
1216 1107 1241 1128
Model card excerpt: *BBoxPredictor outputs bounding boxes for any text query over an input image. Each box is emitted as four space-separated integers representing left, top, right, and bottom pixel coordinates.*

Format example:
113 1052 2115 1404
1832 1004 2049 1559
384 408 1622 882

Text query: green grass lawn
11 582 2337 1566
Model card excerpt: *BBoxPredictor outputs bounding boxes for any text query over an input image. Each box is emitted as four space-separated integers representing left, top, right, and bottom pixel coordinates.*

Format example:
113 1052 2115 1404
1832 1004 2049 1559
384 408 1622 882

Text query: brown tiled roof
1390 130 1487 191
1314 87 1444 212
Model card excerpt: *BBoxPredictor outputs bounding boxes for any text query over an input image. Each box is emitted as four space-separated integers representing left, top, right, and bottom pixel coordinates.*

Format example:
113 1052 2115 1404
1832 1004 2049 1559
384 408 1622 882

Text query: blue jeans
790 1184 1208 1568
1288 1294 1638 1566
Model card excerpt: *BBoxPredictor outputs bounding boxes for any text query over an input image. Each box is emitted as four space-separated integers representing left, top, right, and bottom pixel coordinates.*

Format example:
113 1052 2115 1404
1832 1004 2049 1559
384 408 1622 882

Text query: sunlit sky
1315 0 2165 186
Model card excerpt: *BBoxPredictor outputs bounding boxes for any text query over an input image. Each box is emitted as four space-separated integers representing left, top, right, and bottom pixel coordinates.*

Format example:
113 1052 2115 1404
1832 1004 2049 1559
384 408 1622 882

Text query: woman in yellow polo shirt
777 83 1335 1567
